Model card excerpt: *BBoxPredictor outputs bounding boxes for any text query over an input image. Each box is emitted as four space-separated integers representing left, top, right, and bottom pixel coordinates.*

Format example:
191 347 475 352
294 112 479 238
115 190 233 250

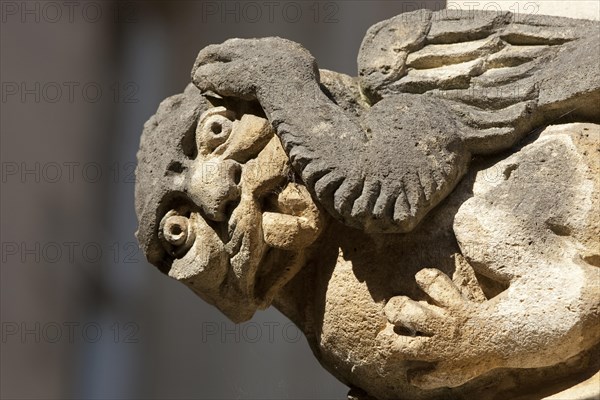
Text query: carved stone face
151 106 323 322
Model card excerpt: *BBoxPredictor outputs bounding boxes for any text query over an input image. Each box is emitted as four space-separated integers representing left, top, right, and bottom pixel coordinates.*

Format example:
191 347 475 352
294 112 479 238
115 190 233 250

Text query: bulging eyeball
159 209 196 258
196 107 236 153
162 215 188 246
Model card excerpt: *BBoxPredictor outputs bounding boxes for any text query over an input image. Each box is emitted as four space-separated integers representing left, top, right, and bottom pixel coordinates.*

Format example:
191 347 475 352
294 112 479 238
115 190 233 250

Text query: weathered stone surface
136 10 600 400
191 11 599 235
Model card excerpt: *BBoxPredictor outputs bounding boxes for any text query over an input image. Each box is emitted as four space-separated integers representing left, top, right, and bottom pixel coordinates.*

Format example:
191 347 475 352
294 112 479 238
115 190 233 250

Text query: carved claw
192 39 257 100
192 37 318 101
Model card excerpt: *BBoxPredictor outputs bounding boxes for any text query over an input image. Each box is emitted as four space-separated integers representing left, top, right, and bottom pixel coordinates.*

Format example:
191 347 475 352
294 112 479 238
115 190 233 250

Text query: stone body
136 10 600 400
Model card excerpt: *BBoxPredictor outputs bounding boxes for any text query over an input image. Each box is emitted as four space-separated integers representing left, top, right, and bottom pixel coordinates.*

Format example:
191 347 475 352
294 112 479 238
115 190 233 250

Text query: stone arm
191 8 599 234
382 124 600 389
379 262 599 389
192 37 493 234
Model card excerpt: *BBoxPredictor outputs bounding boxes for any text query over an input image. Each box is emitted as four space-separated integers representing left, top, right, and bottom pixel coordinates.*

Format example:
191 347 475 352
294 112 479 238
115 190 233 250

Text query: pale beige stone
142 112 600 399
135 9 600 399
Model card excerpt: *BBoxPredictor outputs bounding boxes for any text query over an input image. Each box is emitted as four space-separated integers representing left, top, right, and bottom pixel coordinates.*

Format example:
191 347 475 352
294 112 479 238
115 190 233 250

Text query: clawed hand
383 268 494 390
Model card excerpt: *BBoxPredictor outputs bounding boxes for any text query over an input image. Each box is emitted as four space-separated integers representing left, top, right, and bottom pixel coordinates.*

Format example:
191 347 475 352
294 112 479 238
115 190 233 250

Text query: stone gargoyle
135 10 600 400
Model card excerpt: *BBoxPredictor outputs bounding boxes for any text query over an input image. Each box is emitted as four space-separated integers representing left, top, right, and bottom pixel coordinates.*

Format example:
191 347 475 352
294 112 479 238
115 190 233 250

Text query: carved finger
351 178 380 221
384 296 446 336
416 168 436 202
333 175 364 221
393 181 411 227
314 170 345 203
453 254 487 303
402 172 425 218
415 268 465 309
373 184 399 225
301 161 332 189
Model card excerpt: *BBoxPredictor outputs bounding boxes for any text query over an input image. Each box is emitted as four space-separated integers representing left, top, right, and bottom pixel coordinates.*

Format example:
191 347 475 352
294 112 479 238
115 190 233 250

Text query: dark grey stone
139 10 600 240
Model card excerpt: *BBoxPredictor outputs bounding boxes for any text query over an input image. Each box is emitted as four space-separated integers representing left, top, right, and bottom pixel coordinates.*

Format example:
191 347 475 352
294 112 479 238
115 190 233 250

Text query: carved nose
188 159 242 222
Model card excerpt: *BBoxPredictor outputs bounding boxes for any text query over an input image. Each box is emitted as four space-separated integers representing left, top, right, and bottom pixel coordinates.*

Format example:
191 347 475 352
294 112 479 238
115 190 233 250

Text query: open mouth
158 190 280 312
206 202 244 260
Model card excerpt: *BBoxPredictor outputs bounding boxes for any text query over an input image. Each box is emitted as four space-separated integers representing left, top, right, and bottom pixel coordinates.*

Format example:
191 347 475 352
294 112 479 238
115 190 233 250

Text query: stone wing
301 9 600 234
187 12 599 235
358 9 600 152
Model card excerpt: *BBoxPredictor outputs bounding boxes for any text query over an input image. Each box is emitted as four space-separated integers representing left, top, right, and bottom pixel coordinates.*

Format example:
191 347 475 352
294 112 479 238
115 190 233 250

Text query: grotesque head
135 84 324 322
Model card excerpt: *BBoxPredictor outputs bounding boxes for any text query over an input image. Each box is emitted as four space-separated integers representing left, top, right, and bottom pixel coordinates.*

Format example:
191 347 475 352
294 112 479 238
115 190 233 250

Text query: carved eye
159 210 196 258
197 114 233 152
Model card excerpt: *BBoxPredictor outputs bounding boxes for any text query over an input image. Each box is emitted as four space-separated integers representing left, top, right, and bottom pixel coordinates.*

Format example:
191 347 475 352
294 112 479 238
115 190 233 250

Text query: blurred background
1 1 597 399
